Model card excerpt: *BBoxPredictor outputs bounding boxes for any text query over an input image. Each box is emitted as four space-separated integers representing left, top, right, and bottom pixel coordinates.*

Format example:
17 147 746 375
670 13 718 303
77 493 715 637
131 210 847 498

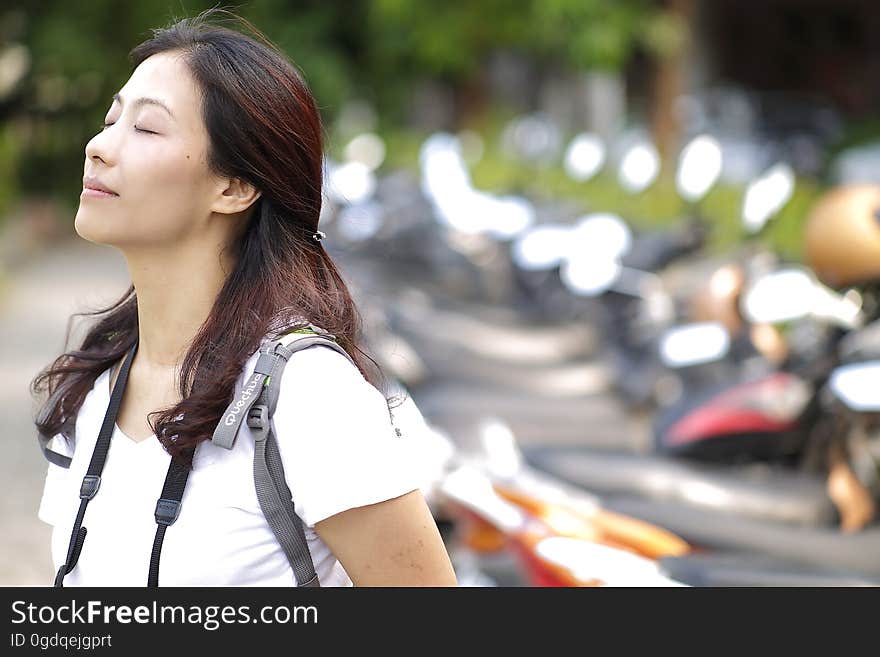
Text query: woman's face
75 51 231 249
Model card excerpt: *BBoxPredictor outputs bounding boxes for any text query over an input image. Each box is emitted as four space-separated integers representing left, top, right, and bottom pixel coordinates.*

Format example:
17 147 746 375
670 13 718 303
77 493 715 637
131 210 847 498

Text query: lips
83 175 118 196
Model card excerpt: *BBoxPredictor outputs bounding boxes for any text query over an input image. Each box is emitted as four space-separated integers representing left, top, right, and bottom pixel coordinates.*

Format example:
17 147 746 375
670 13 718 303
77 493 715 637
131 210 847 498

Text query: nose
84 125 116 166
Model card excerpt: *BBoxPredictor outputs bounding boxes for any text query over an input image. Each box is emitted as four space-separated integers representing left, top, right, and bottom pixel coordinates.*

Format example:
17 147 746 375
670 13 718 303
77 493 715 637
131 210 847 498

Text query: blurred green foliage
364 0 662 116
0 0 661 211
0 0 839 259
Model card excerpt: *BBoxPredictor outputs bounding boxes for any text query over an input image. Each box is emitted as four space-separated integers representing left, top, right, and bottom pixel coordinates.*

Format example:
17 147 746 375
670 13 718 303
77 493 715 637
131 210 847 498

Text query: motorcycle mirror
484 195 536 240
564 132 606 182
811 286 864 330
675 134 723 203
569 213 632 260
658 321 731 368
560 256 622 297
511 223 572 271
740 267 816 324
741 162 796 233
618 140 660 193
829 360 880 412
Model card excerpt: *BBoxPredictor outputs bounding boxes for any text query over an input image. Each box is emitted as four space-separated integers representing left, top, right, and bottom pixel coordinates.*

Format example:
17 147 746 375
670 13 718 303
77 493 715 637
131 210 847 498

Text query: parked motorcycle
326 121 880 583
579 160 797 411
436 410 880 585
419 414 691 586
521 187 880 577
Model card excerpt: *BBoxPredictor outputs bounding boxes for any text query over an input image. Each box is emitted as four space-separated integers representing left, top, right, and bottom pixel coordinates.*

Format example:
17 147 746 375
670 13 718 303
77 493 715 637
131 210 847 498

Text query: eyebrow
111 93 175 119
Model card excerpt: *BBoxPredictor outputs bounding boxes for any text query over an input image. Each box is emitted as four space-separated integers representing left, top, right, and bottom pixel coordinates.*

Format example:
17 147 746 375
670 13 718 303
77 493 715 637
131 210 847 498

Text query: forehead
116 51 202 124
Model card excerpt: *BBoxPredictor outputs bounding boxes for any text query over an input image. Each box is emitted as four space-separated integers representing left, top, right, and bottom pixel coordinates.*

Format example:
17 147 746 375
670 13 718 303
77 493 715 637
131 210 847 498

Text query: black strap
56 331 341 587
148 456 190 587
148 337 334 587
54 339 138 587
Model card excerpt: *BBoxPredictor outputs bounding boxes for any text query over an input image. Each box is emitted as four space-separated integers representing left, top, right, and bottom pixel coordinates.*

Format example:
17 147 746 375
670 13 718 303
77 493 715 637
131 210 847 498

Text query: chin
74 208 119 247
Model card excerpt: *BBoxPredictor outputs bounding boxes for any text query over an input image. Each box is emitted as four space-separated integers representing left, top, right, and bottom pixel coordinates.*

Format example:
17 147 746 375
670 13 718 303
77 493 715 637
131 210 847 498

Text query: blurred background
4 0 880 586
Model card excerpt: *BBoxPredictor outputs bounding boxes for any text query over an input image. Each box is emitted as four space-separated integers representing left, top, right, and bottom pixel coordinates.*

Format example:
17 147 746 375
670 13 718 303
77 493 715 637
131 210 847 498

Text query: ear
210 176 262 216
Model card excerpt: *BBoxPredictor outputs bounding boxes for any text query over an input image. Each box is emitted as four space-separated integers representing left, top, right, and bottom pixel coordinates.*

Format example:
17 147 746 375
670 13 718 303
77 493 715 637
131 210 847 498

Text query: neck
123 240 235 370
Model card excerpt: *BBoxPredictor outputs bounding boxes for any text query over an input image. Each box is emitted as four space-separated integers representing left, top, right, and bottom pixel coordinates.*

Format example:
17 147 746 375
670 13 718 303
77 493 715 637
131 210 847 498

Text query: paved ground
0 237 130 586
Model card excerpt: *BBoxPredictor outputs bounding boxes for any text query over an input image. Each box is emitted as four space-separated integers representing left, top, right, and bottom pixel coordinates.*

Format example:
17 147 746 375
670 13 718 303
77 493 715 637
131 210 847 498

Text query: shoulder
266 342 422 527
279 342 384 403
270 340 396 440
283 342 364 380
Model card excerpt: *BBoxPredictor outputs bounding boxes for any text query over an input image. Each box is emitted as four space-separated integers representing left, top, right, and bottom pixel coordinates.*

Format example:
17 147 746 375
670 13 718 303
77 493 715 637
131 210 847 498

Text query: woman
31 8 458 587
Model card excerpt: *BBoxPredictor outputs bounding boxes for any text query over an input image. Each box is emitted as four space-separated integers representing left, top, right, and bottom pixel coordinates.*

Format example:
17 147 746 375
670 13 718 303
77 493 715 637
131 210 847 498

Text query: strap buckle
286 323 336 341
247 404 269 432
305 323 336 340
155 498 182 526
79 475 101 500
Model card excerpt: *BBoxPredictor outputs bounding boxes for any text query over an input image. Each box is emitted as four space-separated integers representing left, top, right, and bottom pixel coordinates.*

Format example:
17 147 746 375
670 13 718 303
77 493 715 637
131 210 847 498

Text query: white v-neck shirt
37 340 425 587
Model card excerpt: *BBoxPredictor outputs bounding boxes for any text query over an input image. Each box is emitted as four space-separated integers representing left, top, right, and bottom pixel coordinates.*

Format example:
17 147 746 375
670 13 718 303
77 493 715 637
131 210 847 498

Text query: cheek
76 150 208 244
136 149 203 204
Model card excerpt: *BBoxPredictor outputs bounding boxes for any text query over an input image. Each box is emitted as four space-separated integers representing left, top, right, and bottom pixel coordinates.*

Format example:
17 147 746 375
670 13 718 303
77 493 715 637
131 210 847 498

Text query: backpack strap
212 325 356 449
252 329 358 587
212 325 358 587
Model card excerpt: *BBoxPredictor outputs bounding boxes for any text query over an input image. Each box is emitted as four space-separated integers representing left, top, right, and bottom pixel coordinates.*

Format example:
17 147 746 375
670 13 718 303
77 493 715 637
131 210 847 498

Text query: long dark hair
31 8 392 466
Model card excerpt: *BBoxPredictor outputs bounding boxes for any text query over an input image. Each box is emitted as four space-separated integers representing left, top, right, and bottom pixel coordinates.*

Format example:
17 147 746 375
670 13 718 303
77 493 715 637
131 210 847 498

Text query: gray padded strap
266 336 358 414
248 333 355 587
212 333 357 450
253 420 319 586
218 328 359 586
212 352 274 450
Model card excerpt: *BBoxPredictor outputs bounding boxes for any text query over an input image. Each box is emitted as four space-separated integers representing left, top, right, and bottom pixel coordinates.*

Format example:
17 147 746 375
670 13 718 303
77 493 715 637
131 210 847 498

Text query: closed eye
100 122 156 134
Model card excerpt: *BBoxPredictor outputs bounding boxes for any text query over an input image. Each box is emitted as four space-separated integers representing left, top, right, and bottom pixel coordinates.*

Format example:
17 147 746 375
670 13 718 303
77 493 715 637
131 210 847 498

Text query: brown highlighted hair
32 8 390 466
